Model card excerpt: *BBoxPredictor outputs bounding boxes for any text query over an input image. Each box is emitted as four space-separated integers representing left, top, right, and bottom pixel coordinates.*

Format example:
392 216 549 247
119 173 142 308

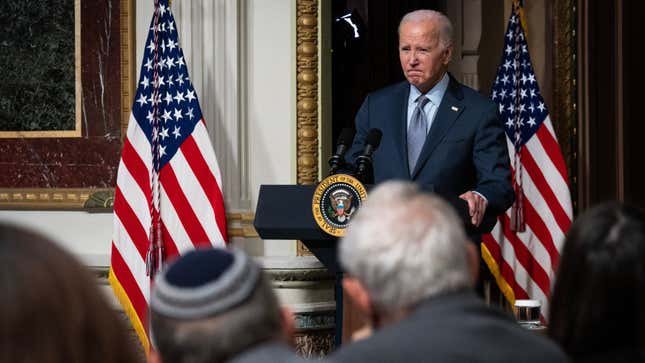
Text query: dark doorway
621 0 645 208
579 0 645 209
331 1 446 148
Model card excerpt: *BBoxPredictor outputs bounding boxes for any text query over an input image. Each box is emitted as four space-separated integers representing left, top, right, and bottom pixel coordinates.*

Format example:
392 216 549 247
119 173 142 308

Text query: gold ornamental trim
227 212 259 238
295 0 320 254
0 188 113 210
296 0 319 185
553 0 577 211
0 186 258 238
120 0 136 142
312 174 366 237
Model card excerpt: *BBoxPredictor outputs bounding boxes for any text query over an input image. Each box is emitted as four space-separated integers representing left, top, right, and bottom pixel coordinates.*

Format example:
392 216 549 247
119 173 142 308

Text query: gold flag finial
513 0 529 37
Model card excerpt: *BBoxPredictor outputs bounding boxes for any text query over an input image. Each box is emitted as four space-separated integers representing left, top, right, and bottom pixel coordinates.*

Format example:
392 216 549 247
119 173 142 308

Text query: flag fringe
481 243 516 306
108 268 150 353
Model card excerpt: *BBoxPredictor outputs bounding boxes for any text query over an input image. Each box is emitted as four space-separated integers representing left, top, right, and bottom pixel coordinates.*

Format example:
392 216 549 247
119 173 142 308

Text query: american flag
109 0 228 349
481 3 572 321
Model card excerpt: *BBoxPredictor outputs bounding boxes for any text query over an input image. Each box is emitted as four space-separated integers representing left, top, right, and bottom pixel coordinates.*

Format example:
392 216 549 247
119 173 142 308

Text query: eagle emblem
312 174 367 237
327 189 355 223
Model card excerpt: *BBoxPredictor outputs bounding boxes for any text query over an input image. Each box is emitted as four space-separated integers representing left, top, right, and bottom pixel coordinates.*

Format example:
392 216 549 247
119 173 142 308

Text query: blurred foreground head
549 203 645 360
0 223 141 363
149 248 292 363
339 180 476 321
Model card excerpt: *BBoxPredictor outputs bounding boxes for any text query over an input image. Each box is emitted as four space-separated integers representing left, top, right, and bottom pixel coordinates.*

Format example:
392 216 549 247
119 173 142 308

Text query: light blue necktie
407 95 430 173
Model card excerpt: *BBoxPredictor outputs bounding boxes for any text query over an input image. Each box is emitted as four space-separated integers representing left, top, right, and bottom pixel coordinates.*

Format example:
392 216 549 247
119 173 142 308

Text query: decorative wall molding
296 0 319 186
226 211 258 238
294 330 334 358
297 241 313 256
0 186 258 239
121 0 136 143
0 188 113 210
295 0 319 256
266 268 333 283
553 0 577 212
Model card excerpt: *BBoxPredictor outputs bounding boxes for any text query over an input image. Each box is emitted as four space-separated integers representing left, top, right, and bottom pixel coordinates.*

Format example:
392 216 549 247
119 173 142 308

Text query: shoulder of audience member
572 348 645 363
328 307 569 363
525 332 570 362
225 342 308 363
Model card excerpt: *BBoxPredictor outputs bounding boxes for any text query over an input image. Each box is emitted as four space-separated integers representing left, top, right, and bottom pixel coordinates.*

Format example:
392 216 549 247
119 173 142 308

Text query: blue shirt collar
408 72 450 107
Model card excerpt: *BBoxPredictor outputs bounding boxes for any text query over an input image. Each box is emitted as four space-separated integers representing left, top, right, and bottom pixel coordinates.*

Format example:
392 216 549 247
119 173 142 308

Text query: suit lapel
411 76 465 179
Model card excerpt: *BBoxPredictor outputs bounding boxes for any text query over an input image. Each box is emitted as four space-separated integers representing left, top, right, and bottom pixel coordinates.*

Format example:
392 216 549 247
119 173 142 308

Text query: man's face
399 20 452 93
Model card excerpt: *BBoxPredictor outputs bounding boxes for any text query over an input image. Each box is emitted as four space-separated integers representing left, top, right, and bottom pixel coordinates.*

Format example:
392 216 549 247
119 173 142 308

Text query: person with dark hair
148 248 304 363
549 202 645 362
0 223 142 363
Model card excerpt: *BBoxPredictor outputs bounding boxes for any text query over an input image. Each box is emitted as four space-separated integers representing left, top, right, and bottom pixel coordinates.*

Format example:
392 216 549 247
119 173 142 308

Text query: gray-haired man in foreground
332 181 566 362
148 248 305 363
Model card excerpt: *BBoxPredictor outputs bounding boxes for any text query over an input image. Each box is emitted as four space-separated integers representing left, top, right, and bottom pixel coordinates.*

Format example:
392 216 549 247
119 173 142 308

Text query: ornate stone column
260 256 335 357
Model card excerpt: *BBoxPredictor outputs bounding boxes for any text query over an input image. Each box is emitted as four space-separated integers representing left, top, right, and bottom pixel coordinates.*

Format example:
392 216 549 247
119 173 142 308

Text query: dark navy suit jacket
347 76 514 239
329 292 568 363
227 342 307 363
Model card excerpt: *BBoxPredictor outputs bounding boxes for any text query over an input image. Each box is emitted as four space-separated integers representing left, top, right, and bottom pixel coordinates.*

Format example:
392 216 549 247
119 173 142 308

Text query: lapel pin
451 106 459 112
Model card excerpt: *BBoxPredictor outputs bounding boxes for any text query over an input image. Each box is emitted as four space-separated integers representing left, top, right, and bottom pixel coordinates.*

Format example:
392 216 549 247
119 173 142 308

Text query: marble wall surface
0 0 123 188
0 0 75 132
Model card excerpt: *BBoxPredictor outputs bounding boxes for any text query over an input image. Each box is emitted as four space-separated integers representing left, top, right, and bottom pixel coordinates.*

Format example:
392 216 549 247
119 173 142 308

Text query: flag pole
147 0 164 277
509 0 526 232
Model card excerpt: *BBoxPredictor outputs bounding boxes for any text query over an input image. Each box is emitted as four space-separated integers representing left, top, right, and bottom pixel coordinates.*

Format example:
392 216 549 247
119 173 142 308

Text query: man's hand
459 191 488 227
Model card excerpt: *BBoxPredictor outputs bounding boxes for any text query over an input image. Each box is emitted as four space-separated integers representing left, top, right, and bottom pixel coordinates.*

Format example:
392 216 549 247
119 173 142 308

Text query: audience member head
149 248 293 363
549 202 645 359
0 223 141 363
398 9 454 93
339 181 477 326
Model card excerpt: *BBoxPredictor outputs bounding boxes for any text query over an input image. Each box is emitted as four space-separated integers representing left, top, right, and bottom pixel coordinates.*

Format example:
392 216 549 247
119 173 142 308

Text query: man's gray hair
339 181 472 313
399 9 454 49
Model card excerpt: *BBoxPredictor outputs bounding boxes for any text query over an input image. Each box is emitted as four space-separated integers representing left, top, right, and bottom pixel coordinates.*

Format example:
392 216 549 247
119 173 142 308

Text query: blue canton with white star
132 0 202 169
491 12 548 150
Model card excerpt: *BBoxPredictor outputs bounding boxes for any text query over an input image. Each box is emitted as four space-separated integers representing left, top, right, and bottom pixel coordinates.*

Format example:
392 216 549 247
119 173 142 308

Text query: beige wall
451 0 550 101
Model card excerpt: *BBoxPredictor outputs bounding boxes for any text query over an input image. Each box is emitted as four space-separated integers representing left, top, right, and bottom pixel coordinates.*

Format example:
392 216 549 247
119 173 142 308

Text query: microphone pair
328 128 382 184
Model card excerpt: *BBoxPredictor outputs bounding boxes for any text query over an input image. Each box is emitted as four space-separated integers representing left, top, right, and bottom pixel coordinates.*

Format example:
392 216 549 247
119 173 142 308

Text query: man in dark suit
347 9 513 240
332 181 567 362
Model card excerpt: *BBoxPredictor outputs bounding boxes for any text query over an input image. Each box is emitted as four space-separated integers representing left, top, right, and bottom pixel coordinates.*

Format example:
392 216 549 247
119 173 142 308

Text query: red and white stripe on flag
482 2 572 322
109 0 228 350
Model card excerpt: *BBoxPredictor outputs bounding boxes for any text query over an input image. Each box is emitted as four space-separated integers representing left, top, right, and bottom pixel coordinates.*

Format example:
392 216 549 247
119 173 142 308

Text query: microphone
328 128 356 175
355 128 382 184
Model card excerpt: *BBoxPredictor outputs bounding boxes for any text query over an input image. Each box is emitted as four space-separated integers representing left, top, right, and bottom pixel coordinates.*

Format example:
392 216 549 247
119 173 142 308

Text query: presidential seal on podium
312 174 367 237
